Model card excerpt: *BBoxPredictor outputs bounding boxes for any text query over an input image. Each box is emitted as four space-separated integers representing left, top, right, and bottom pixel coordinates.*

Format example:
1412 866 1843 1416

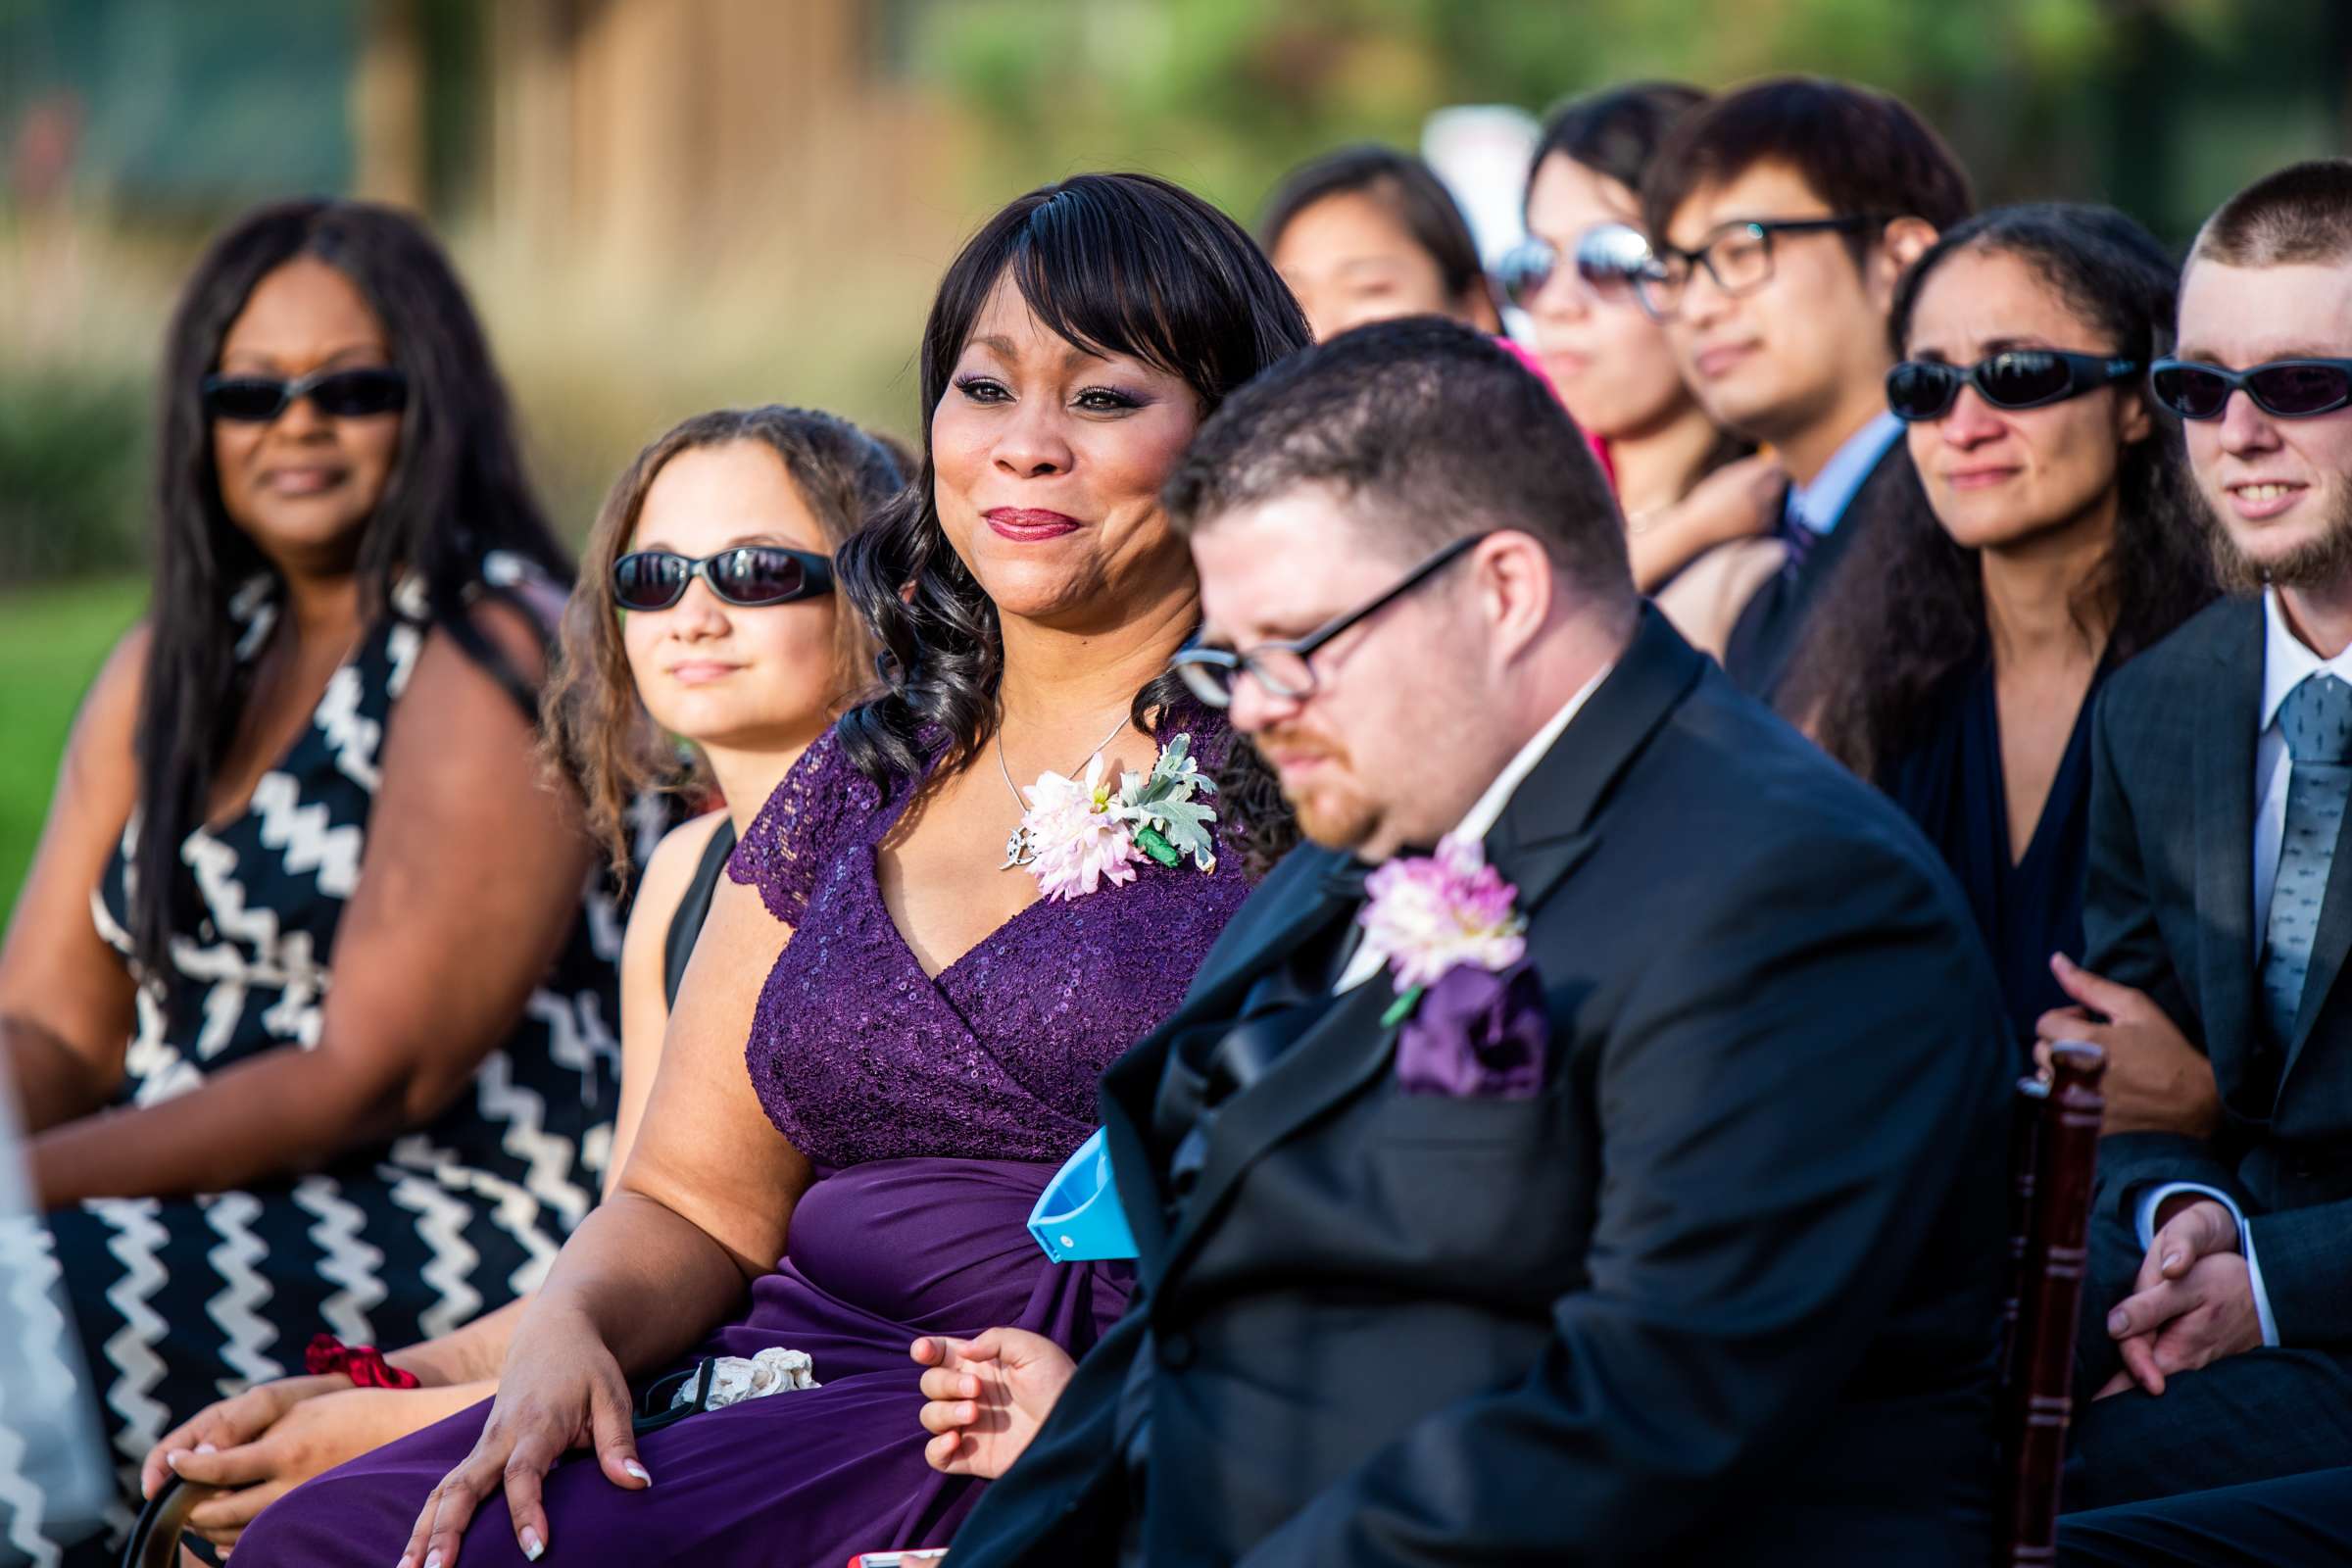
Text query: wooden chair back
1997 1040 2105 1566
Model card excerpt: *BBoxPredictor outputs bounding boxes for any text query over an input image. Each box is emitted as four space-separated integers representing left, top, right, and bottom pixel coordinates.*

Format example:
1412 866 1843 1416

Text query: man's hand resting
2097 1198 2263 1399
2035 955 2221 1137
911 1328 1074 1480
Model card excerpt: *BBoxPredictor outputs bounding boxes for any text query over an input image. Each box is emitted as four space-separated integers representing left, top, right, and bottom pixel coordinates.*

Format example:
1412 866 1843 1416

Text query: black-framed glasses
2149 357 2352 421
200 367 409 423
612 546 835 612
1635 214 1883 320
1494 223 1658 311
1886 351 2141 422
1170 531 1493 710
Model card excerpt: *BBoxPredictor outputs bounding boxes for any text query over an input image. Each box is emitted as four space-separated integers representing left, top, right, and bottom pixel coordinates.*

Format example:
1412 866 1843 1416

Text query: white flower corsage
1016 733 1219 902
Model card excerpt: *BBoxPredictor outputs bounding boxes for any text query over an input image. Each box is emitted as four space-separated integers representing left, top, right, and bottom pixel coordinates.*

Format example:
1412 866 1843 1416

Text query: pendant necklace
997 710 1131 870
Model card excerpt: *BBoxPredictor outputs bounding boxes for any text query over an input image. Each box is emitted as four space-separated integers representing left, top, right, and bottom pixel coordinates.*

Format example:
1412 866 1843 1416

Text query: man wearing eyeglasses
2040 162 2352 1538
924 318 2013 1567
1637 77 1972 700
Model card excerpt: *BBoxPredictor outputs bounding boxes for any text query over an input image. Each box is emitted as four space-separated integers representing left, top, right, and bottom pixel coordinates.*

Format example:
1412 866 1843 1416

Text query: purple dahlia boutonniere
1358 835 1547 1099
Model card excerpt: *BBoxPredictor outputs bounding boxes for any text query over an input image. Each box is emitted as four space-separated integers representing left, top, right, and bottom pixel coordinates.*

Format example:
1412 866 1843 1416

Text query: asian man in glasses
2040 161 2352 1526
923 318 2015 1567
1638 76 1973 700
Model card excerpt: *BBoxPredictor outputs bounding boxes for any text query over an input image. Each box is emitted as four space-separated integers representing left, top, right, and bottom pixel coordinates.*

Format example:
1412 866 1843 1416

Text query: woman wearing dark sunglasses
1515 83 1786 658
0 199 626 1551
135 406 901 1555
1782 204 2214 1042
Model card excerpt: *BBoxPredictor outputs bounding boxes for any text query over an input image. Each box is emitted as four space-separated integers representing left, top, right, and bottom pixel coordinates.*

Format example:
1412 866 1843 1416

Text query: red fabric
304 1333 421 1390
1492 335 1615 488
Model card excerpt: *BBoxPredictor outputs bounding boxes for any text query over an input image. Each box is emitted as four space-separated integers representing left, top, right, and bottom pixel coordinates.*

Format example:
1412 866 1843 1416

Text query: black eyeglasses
1171 532 1492 709
1634 214 1883 320
1494 223 1658 311
201 367 409 423
1886 351 2141 422
612 547 835 612
2149 358 2352 421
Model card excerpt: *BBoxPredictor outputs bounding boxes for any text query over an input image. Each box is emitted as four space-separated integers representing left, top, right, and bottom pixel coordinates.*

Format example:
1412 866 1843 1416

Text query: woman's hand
401 1309 648 1568
912 1329 1075 1481
158 1385 456 1553
140 1374 351 1501
1626 452 1785 593
2035 955 2222 1138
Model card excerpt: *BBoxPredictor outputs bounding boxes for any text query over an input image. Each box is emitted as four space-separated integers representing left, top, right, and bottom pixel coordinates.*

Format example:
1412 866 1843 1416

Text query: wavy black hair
129 199 568 978
835 172 1312 872
1781 203 2217 777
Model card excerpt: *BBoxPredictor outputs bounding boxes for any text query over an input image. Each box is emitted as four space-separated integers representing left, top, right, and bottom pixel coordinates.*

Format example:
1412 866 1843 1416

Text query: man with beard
2039 160 2352 1521
910 318 2014 1566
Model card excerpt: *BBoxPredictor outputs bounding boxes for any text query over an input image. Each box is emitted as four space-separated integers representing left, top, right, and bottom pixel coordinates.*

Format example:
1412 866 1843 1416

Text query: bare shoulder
397 595 555 730
624 808 730 957
62 621 154 777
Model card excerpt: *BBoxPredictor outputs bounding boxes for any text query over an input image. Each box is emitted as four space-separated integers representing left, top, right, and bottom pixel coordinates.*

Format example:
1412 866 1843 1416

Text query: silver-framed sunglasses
1494 222 1658 311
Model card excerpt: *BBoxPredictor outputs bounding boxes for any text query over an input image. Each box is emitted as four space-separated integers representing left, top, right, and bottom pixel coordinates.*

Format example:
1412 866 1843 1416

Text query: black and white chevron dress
9 562 627 1557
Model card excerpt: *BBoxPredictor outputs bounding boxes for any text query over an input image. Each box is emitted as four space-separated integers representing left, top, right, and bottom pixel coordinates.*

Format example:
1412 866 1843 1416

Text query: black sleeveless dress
16 561 629 1546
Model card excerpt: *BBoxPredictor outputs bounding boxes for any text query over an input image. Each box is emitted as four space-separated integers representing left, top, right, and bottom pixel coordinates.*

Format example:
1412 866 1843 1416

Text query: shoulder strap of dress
663 818 740 1010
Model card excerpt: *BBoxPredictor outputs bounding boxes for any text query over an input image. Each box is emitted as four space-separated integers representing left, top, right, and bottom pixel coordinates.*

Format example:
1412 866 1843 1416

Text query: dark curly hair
1782 204 2217 778
835 172 1313 874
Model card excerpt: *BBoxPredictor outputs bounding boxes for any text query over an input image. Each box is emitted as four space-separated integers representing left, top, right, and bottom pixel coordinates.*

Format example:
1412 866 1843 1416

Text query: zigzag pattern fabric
6 565 624 1559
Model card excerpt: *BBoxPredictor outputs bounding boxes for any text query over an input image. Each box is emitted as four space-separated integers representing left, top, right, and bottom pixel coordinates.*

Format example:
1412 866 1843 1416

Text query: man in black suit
1638 78 1972 700
2037 161 2352 1515
918 318 2015 1565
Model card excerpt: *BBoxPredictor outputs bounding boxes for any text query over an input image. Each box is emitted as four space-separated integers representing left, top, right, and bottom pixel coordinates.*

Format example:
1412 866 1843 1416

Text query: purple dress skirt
236 712 1249 1568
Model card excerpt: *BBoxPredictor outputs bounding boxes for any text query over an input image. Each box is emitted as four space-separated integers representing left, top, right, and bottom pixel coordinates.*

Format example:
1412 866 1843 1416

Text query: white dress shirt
1332 660 1616 997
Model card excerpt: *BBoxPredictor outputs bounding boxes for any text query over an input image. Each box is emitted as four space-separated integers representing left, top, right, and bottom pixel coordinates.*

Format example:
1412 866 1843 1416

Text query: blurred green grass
0 577 147 930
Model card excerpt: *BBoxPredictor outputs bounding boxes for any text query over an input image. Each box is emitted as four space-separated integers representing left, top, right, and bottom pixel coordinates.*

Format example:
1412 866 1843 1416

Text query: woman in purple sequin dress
236 173 1309 1568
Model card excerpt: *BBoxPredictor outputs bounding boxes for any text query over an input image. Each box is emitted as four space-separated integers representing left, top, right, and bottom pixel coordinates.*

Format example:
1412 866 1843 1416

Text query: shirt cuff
2133 1183 2280 1348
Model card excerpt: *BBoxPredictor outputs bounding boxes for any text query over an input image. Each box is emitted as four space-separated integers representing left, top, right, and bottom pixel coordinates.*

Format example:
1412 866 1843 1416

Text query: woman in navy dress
0 201 620 1559
235 172 1310 1568
1782 205 2215 1043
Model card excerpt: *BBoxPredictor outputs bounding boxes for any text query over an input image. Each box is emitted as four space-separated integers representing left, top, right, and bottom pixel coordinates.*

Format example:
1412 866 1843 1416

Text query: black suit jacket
1722 437 1930 701
2082 595 2352 1345
949 609 2016 1567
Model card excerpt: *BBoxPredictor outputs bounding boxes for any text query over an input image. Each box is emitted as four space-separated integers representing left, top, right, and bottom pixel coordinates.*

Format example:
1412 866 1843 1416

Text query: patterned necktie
2260 672 2352 1058
1779 494 1819 582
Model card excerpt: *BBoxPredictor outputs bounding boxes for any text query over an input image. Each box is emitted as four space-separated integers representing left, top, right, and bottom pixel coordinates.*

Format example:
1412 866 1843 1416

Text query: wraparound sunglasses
1886 351 2140 422
2150 357 2352 420
201 367 409 422
612 547 835 611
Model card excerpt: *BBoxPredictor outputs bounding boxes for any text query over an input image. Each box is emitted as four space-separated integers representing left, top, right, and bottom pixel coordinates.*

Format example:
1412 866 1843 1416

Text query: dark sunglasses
1494 223 1657 311
612 546 835 612
200 366 409 423
2149 357 2352 421
1170 531 1492 709
1886 351 2141 422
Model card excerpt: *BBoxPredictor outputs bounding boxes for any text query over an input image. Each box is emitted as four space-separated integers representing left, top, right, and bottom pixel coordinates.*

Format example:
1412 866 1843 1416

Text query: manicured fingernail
2164 1251 2182 1271
195 1442 217 1454
624 1459 652 1485
2108 1309 2130 1335
166 1448 188 1470
521 1526 545 1560
423 1553 443 1568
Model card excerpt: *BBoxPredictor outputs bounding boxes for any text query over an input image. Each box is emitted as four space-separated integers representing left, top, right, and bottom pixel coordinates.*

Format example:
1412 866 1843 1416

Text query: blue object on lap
1029 1128 1138 1261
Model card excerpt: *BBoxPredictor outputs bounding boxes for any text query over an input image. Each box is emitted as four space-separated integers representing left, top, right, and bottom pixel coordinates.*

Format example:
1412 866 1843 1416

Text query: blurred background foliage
0 0 2346 915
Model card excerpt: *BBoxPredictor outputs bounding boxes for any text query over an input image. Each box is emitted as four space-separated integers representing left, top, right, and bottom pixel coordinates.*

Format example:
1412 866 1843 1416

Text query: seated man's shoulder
2100 594 2255 734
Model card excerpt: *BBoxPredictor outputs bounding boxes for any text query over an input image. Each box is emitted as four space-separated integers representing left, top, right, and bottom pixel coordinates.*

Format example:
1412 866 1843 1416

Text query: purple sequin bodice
727 710 1250 1169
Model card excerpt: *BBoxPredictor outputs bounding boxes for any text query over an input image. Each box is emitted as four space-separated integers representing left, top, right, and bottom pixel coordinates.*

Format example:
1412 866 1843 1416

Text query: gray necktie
2260 672 2352 1050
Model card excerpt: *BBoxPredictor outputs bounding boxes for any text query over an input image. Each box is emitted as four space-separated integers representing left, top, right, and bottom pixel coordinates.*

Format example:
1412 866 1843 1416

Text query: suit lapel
2193 602 2262 1093
1152 608 1706 1286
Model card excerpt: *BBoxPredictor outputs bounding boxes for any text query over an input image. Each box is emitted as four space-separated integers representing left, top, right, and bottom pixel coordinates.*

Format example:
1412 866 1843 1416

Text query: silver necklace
997 710 1132 870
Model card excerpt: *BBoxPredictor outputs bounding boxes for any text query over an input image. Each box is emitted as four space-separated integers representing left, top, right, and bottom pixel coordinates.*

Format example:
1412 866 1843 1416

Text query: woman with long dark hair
1781 204 2216 1039
0 200 620 1544
1511 83 1784 655
236 172 1308 1568
134 406 901 1555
